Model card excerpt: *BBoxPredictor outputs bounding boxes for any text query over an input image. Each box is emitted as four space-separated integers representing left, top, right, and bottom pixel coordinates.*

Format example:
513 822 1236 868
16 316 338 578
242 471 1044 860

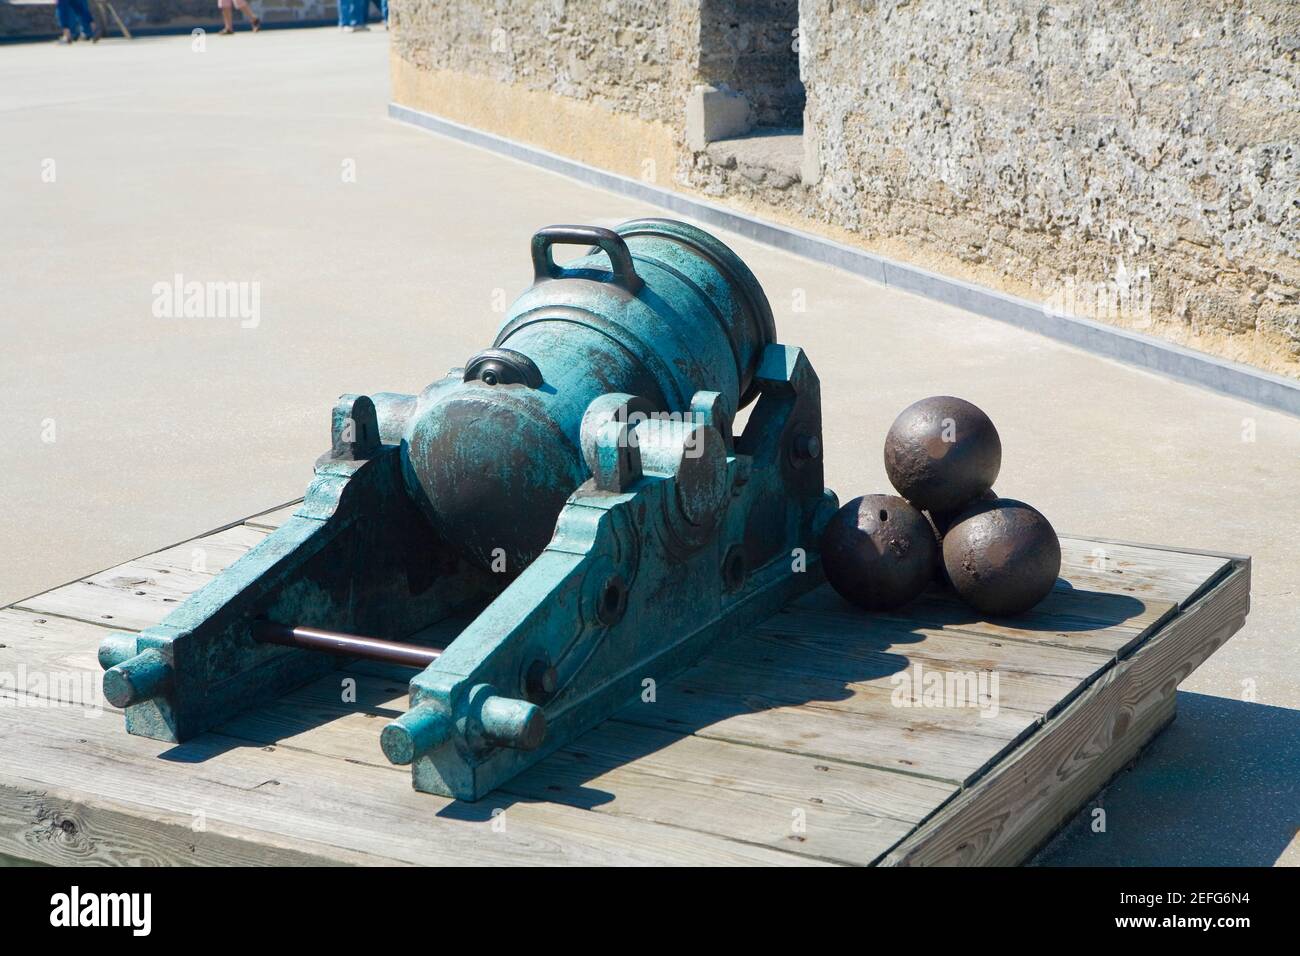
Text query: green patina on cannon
99 218 838 801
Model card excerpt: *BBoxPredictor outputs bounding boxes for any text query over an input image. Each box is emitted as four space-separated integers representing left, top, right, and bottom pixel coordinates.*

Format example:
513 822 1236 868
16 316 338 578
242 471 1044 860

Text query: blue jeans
338 0 361 26
56 0 95 36
338 0 385 26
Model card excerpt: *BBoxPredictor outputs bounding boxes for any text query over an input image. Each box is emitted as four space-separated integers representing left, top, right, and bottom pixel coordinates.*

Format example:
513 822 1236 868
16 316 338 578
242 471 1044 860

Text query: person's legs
67 0 95 39
54 0 76 42
219 0 234 34
233 0 260 30
85 0 101 40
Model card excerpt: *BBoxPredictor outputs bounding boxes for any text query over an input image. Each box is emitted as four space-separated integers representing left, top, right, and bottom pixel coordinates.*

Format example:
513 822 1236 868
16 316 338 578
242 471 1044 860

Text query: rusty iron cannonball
928 487 998 537
942 498 1061 616
884 396 1002 514
923 495 974 590
821 494 937 611
929 487 999 589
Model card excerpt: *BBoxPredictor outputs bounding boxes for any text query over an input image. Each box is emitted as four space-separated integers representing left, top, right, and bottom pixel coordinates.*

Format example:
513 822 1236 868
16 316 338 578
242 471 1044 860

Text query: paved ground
1 28 1296 865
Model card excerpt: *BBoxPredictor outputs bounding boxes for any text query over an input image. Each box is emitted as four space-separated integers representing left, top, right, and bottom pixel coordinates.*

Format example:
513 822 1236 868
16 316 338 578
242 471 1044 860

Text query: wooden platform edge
876 560 1250 866
1060 532 1249 610
4 500 306 612
0 509 1250 867
1060 533 1251 564
0 778 391 867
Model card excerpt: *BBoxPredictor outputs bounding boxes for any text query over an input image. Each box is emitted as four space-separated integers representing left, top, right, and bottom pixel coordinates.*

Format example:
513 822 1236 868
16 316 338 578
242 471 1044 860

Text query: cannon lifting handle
531 225 644 294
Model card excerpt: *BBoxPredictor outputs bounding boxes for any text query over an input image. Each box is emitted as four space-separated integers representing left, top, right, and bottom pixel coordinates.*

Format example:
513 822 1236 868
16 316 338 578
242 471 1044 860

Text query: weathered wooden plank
1063 536 1248 569
754 614 1110 679
683 650 1057 726
739 616 1111 719
14 525 268 631
0 607 113 674
1058 536 1232 608
5 535 1066 790
0 609 115 713
614 676 1035 784
879 563 1250 866
244 502 301 532
218 645 1043 788
507 726 927 866
0 700 827 866
0 516 1247 867
0 782 391 867
527 719 952 823
14 573 176 632
4 610 856 866
786 582 1175 659
206 672 954 866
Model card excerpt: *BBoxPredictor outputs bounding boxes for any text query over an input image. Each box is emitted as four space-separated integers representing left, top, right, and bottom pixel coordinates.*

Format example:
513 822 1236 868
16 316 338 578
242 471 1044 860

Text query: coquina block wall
795 0 1299 370
391 0 683 183
390 0 1300 373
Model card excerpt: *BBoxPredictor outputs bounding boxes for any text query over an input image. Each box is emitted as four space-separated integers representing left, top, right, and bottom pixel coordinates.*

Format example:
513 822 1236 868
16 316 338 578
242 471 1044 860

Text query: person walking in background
338 0 367 33
339 0 385 32
218 0 261 35
55 0 102 43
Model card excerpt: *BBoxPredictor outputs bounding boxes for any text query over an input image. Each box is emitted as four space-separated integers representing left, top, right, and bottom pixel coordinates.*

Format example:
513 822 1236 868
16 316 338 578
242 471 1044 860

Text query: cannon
99 219 838 801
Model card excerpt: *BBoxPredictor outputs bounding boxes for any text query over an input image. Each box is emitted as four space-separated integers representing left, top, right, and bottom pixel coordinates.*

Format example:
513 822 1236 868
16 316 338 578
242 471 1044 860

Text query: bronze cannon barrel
400 219 777 574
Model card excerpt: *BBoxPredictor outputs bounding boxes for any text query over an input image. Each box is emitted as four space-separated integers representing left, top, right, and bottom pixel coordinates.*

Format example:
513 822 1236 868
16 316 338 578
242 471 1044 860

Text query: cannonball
943 498 1061 616
884 396 1001 514
928 487 997 537
929 488 997 590
821 494 937 611
923 511 952 589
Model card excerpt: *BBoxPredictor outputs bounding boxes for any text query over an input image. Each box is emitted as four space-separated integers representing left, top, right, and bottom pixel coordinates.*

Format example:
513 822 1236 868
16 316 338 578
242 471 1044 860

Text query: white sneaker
341 24 356 32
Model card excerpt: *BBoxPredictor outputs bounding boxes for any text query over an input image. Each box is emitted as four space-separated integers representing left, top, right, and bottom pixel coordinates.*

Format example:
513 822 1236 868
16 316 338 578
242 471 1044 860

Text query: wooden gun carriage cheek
98 219 839 801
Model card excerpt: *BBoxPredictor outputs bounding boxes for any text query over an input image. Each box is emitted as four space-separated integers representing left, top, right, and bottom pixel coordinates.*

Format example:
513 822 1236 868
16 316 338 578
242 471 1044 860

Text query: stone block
685 85 753 151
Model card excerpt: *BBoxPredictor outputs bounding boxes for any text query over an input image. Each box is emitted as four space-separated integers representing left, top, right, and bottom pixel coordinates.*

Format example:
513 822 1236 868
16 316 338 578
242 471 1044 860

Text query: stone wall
390 0 686 181
699 0 802 128
793 0 1299 369
389 0 1300 374
392 0 674 124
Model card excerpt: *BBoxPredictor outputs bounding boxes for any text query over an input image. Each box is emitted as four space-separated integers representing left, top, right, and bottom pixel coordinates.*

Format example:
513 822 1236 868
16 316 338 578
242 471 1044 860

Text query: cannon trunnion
100 219 838 801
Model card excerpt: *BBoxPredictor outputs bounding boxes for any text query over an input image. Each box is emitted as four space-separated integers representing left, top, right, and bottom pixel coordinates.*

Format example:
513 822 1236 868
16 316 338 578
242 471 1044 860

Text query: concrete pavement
1 28 1296 865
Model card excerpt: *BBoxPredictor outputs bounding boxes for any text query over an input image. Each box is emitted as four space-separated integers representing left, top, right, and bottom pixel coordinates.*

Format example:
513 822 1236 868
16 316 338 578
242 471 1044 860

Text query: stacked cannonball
821 396 1061 616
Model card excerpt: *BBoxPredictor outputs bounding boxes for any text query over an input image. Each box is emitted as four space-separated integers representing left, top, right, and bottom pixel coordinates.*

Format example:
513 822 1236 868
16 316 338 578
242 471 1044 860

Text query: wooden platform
0 502 1249 866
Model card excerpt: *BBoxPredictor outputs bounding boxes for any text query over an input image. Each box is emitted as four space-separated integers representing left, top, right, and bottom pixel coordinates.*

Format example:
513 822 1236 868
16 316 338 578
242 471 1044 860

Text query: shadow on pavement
1033 690 1299 866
